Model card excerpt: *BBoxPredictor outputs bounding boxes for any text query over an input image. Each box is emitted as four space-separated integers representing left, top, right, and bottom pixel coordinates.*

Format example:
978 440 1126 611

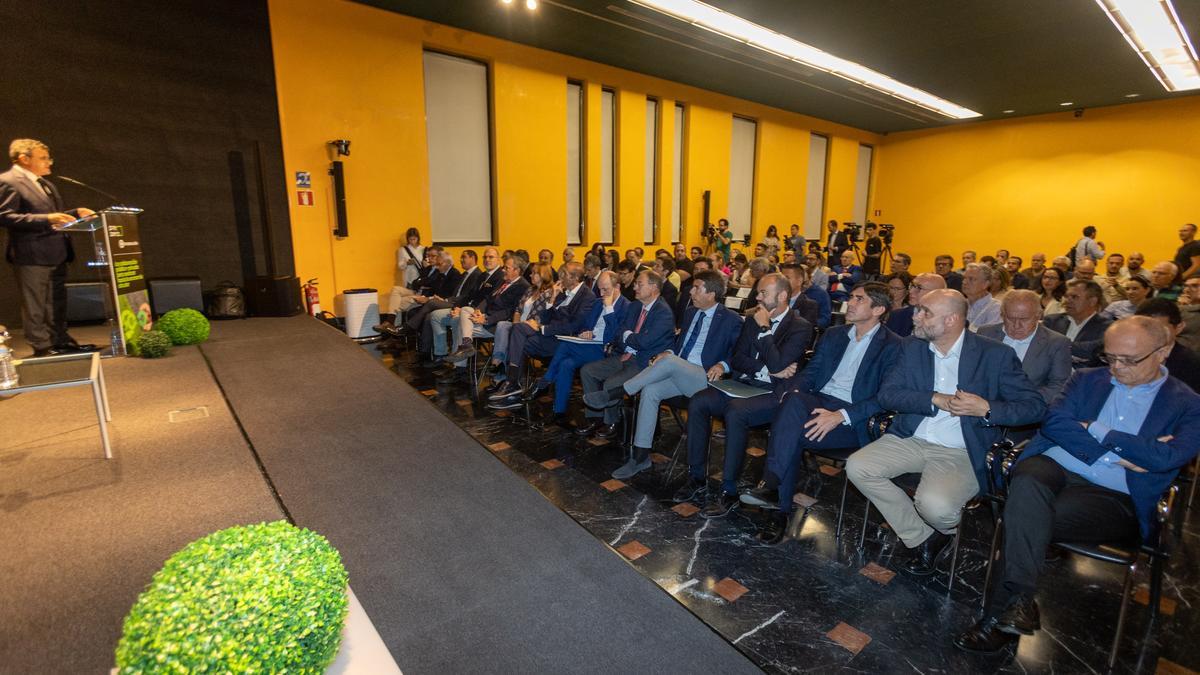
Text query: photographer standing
863 223 883 278
713 218 734 262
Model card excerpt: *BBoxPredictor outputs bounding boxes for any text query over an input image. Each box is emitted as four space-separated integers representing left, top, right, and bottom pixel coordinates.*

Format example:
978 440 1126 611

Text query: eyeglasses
1099 344 1165 367
23 154 53 164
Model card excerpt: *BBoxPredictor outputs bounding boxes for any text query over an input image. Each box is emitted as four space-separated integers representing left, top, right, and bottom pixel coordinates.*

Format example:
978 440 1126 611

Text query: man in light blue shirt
962 263 1001 330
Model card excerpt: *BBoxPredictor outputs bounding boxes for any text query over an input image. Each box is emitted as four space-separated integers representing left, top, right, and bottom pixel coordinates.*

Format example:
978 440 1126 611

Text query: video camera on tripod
843 222 863 242
878 223 895 245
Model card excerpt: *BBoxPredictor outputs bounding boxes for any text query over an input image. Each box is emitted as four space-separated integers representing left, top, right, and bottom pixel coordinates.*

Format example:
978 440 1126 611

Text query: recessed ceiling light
500 0 513 4
525 0 537 7
627 0 981 119
1060 101 1074 106
1095 0 1200 92
1125 93 1141 97
1002 109 1015 113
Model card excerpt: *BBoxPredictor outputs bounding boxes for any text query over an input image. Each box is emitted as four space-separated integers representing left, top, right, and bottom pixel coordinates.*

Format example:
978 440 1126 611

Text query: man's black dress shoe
574 419 601 436
953 616 1019 653
483 379 507 395
31 347 62 358
672 478 708 504
57 341 98 353
444 344 476 362
701 491 739 518
594 422 620 439
739 481 780 510
757 511 790 545
523 380 551 402
488 382 520 400
995 595 1040 635
902 530 954 576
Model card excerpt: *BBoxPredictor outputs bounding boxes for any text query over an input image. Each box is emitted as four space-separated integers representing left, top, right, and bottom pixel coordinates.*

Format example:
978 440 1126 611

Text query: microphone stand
54 175 124 207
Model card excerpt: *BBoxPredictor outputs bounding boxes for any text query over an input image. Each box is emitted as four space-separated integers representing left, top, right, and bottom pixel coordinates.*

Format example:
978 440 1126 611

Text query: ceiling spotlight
500 0 513 4
1002 109 1015 113
1060 101 1074 106
1096 0 1200 92
525 0 537 8
627 0 980 119
1125 92 1141 97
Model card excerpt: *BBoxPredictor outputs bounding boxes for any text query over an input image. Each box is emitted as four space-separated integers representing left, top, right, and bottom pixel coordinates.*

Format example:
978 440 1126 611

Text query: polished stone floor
372 343 1200 674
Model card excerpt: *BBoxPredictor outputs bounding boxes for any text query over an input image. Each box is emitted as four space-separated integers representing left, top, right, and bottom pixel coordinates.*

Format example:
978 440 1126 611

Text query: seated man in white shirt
1042 279 1112 367
977 290 1073 405
962 263 1001 330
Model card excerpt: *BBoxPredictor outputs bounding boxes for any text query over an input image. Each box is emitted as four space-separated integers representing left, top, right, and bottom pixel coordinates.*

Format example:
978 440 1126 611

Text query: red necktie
621 307 649 362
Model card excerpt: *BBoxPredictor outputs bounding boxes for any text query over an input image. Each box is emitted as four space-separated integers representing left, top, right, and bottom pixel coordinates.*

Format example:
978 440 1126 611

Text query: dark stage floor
373 341 1200 674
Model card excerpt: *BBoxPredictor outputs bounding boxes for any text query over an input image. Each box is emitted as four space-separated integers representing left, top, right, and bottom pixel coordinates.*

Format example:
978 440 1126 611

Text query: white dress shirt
752 313 786 382
678 304 718 367
820 323 881 425
1002 326 1037 362
967 295 1001 331
591 299 617 338
913 329 968 449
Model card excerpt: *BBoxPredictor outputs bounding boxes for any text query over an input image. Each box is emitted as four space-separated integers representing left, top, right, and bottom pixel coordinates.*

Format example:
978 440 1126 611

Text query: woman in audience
1039 266 1068 315
605 249 621 270
589 243 607 265
886 272 912 311
396 227 426 286
990 266 1012 301
485 262 557 378
761 225 781 258
728 254 751 287
1102 275 1153 320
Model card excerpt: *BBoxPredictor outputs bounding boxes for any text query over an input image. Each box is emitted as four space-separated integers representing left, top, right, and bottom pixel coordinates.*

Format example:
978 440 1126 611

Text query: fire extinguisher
303 278 321 316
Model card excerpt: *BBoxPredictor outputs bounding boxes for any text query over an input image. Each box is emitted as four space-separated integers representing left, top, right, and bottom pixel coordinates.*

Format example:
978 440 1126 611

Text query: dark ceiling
361 0 1200 133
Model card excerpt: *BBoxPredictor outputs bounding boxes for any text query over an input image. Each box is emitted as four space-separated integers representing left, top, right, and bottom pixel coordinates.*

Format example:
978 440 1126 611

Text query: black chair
981 443 1179 672
655 396 694 486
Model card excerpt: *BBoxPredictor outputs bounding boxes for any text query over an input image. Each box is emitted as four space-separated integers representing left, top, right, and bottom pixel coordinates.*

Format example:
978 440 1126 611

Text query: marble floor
372 343 1199 674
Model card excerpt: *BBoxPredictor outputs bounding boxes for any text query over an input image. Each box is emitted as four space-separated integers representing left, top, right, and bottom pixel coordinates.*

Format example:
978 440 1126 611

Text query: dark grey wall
0 0 291 325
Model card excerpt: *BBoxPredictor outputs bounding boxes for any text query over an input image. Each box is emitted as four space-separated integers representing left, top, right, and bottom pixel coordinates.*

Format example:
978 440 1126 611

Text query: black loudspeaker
66 282 109 323
246 275 303 317
701 189 711 236
330 160 348 237
149 277 204 316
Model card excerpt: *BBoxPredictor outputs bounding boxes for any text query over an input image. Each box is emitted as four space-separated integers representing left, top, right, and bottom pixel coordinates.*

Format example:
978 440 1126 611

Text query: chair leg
1148 555 1165 622
981 515 1004 611
947 527 962 591
858 499 871 550
835 474 850 540
1188 455 1199 511
1109 558 1139 672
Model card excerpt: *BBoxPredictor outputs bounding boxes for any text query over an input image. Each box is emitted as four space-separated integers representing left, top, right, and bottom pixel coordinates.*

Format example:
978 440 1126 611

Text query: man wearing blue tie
584 270 742 480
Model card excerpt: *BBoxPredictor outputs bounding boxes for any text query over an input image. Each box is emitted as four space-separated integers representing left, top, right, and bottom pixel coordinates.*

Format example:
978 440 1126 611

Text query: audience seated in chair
584 270 741 480
886 272 945 338
520 270 630 426
977 290 1072 405
740 282 901 544
954 317 1200 653
935 254 964 292
1134 298 1200 394
428 248 504 381
779 263 820 329
828 251 862 304
845 289 1046 576
575 270 676 441
440 254 529 379
678 273 813 518
1042 279 1111 367
962 263 1001 330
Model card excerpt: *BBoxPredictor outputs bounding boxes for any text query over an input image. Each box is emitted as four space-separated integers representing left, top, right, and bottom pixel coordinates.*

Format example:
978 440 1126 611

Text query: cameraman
714 218 734 261
825 220 850 260
863 223 883 278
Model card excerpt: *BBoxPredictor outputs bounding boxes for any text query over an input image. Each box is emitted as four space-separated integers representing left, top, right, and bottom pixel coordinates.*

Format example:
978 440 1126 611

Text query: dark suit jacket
481 277 529 327
673 304 742 371
446 267 484 307
538 285 596 337
1042 313 1111 366
804 285 832 328
977 324 1073 404
879 330 1047 493
1166 342 1200 393
1010 272 1031 290
885 304 915 338
465 267 505 309
828 265 862 300
728 310 812 396
942 271 963 292
581 294 630 346
789 294 820 330
615 296 676 368
675 277 696 327
1021 368 1200 540
0 168 76 265
786 323 902 446
661 280 680 312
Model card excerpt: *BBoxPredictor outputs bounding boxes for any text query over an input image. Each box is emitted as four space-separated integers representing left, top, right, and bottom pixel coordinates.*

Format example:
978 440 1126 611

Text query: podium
61 207 146 357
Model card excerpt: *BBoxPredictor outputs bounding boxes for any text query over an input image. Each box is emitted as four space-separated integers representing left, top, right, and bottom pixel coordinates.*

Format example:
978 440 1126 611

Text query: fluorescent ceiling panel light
1096 0 1200 91
627 0 981 119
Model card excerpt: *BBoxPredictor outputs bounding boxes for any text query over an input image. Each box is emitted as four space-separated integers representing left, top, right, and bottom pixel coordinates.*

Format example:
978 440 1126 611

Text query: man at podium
0 138 96 356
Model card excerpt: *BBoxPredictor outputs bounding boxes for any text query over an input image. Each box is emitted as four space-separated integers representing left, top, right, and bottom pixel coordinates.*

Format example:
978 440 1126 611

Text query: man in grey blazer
978 290 1073 405
0 139 94 356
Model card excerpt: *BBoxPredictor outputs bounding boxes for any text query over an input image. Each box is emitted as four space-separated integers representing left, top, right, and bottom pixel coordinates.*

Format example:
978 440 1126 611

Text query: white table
5 351 112 458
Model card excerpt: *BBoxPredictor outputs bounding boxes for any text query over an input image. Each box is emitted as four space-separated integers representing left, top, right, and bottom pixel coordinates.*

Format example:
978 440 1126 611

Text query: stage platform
2 317 757 673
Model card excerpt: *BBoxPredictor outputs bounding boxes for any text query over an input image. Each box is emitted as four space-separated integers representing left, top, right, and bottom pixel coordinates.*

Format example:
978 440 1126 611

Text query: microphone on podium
54 174 124 207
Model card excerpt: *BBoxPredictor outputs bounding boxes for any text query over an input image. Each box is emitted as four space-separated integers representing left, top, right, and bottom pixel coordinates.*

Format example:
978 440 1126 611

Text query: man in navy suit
0 139 95 356
520 270 629 425
828 250 863 304
886 272 946 338
438 251 524 380
955 317 1200 653
576 270 676 440
488 262 596 404
741 282 903 543
846 289 1046 575
1041 279 1112 367
679 273 812 518
585 269 741 479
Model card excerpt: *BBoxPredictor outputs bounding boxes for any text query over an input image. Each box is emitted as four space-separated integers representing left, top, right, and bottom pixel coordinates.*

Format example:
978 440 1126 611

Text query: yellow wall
874 97 1200 270
268 0 879 304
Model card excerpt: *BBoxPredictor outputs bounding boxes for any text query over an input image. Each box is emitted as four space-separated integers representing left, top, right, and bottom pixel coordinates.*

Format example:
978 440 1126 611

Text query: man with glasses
978 290 1072 405
934 254 963 292
955 316 1200 653
846 289 1045 577
0 139 96 357
886 272 945 338
1043 280 1112 367
1019 253 1047 294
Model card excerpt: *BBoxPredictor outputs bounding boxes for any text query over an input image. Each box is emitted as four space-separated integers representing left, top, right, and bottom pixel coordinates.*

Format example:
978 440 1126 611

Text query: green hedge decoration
156 308 211 345
115 521 349 674
135 330 172 359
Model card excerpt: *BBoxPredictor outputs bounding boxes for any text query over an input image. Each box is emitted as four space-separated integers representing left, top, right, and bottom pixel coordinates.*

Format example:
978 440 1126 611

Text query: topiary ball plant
156 308 210 345
115 520 349 674
135 329 172 359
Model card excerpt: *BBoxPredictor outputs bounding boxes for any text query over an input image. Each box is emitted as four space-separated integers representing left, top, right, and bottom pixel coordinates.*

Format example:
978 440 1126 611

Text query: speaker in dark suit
0 140 94 355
